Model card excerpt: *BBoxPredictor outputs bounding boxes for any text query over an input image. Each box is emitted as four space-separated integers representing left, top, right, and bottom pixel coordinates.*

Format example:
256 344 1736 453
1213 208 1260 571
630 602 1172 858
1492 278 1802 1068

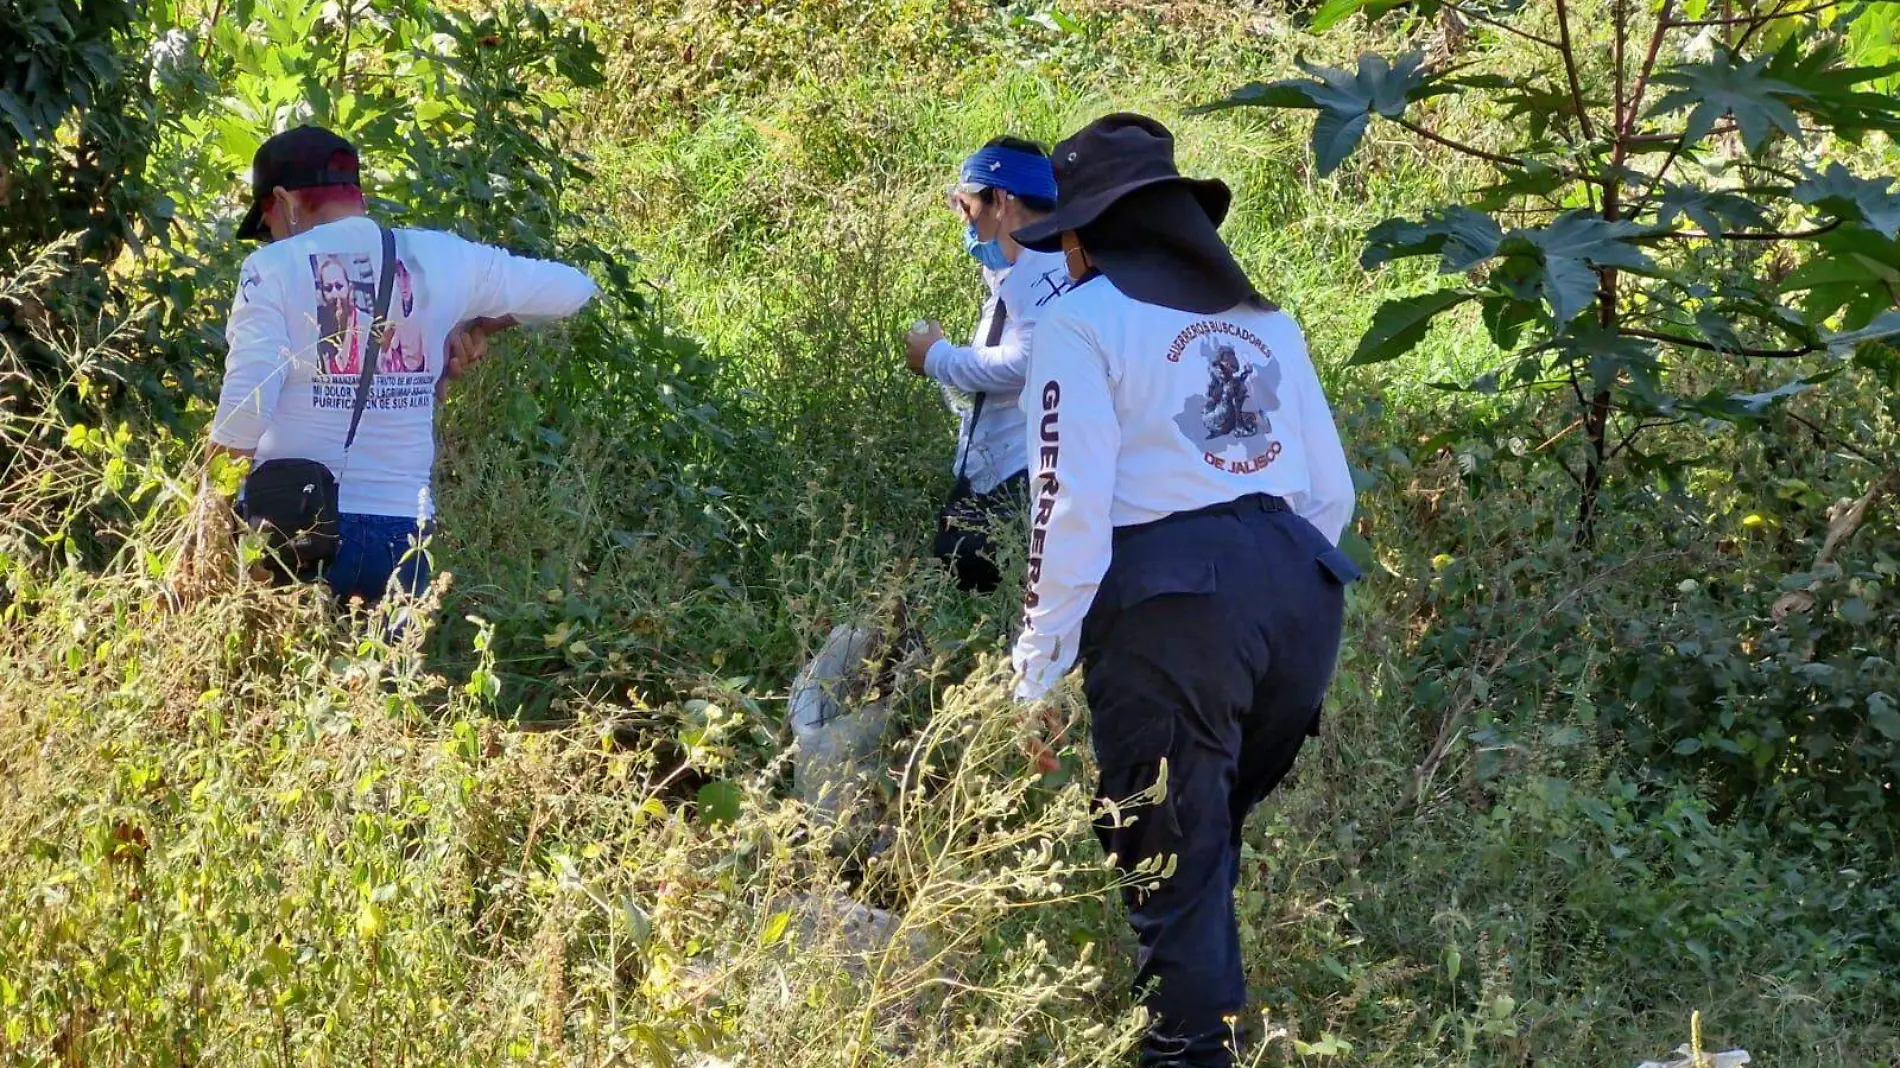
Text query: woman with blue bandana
905 137 1075 592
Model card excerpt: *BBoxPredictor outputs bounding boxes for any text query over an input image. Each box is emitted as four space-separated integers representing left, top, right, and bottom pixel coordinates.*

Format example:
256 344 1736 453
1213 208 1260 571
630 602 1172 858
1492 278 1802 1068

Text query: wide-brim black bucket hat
1012 112 1231 253
1015 113 1259 315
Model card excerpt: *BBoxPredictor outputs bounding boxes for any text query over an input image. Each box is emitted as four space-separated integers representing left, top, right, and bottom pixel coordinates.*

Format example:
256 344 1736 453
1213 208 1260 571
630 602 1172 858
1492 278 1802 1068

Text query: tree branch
1737 0 1801 49
198 0 228 65
1553 0 1599 142
1619 327 1819 357
1395 119 1533 169
1614 0 1630 138
1539 416 1586 452
1736 160 1805 184
1610 417 1690 459
1623 0 1676 135
1396 119 1608 185
1661 219 1843 241
1629 137 1691 218
1445 1 1565 49
1625 125 1736 146
1672 0 1849 27
1785 410 1885 468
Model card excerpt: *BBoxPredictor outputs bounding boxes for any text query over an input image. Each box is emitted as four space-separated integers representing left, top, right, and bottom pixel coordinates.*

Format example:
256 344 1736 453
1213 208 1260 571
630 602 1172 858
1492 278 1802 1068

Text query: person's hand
904 320 945 377
1018 699 1070 775
443 321 493 383
437 320 504 402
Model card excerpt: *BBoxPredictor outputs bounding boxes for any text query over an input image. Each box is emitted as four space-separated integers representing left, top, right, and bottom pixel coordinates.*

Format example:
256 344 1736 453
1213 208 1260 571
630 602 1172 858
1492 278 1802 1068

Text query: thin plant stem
1672 0 1850 26
1624 0 1676 135
1553 0 1599 142
1445 0 1565 48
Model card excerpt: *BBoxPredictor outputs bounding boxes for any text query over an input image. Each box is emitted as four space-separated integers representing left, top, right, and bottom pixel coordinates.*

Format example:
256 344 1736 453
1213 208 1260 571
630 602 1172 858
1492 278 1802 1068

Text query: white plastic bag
788 624 890 823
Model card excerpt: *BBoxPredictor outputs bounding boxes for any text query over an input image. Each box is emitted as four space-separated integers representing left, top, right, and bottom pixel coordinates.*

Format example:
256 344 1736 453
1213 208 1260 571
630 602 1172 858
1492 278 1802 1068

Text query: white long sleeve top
1011 276 1356 701
923 248 1074 493
212 216 597 518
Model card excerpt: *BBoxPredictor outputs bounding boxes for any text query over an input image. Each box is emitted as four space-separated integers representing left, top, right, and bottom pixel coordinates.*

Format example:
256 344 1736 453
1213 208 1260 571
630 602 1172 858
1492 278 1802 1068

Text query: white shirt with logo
212 216 598 519
1011 276 1356 701
923 248 1074 494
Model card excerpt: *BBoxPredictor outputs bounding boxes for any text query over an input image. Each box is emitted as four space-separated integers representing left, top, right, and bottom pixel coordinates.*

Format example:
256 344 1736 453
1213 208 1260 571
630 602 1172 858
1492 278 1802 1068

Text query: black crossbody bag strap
344 223 398 452
956 296 1008 483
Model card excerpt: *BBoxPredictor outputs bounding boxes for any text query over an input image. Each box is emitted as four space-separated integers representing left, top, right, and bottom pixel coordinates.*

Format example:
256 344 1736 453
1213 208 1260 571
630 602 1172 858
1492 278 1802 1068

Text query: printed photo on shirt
384 259 427 373
311 252 374 376
310 252 430 376
1173 330 1282 454
307 250 437 414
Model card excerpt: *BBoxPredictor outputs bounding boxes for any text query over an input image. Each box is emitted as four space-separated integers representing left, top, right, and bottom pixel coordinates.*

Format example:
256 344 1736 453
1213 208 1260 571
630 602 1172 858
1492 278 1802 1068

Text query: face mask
963 220 1011 272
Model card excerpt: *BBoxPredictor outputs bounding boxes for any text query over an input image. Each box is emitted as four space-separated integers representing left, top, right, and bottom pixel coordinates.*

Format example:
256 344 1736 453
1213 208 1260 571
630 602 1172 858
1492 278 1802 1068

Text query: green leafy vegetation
3 0 1898 1065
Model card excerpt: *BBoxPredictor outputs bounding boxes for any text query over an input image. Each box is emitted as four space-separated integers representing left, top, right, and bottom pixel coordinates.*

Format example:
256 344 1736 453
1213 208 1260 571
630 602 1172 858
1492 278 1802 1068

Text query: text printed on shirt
1024 378 1062 612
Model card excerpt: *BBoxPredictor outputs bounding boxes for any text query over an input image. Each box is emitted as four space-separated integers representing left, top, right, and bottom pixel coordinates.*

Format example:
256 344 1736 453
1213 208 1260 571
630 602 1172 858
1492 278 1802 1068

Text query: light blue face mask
964 220 1011 272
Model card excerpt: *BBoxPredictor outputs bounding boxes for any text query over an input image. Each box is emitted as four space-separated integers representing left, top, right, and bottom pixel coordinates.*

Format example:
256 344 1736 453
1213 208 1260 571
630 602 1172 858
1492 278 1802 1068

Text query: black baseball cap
236 125 362 240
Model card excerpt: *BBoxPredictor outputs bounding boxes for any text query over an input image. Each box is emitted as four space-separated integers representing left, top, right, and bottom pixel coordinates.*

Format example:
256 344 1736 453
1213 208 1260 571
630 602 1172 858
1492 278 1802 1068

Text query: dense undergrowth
4 0 1899 1065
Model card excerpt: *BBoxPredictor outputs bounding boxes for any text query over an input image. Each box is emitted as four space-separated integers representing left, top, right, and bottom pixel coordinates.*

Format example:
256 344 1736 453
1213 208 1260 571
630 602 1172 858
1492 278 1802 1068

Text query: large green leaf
1306 52 1430 119
1470 163 1568 211
1496 212 1660 325
1780 228 1900 326
1649 51 1807 153
1549 325 1663 396
1654 182 1773 238
1481 295 1541 351
1498 80 1591 142
1362 206 1504 272
1825 310 1900 355
695 780 743 826
1679 374 1834 422
1764 34 1900 137
1307 0 1438 30
1309 0 1373 31
1313 109 1374 175
1694 309 1747 353
1192 81 1331 113
1350 289 1473 365
1792 163 1900 239
1844 0 1900 92
1208 52 1431 175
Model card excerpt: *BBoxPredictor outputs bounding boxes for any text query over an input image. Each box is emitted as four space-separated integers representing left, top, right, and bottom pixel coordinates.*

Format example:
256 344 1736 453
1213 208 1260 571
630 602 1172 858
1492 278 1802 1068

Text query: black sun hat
1014 113 1259 315
236 126 362 240
1012 113 1231 252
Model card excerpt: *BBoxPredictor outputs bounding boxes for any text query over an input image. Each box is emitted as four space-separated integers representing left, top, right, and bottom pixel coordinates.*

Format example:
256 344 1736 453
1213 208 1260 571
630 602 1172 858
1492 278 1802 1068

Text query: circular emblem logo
1172 331 1281 456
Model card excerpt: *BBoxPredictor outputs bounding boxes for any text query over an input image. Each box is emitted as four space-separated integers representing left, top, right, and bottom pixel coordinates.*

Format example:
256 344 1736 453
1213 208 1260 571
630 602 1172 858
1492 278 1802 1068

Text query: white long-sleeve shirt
1011 277 1355 701
923 248 1073 493
212 216 598 518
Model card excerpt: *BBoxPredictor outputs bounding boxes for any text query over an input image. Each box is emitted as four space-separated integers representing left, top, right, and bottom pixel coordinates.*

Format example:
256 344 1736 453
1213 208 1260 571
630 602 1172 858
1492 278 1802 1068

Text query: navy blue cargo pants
1079 493 1359 1068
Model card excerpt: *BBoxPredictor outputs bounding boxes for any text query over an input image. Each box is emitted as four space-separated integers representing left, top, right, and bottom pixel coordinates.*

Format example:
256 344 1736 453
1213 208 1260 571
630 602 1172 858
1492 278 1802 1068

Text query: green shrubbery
4 0 1899 1064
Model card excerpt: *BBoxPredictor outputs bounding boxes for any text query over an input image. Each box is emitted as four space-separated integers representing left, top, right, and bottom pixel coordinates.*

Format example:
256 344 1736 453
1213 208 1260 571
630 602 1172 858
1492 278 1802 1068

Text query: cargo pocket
1092 756 1185 891
1316 546 1362 586
1085 556 1213 769
1116 557 1218 610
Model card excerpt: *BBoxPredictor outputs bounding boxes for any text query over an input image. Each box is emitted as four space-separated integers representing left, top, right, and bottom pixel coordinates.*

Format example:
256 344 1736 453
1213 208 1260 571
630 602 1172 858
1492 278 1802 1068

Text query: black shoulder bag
240 223 398 580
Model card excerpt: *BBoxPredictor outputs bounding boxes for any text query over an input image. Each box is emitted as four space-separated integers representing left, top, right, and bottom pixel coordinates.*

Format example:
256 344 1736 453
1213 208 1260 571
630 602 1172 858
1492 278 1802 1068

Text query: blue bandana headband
958 146 1059 204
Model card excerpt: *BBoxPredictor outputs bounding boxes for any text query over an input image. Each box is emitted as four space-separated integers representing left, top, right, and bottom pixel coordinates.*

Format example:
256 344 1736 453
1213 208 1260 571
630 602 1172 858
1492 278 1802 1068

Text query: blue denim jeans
323 513 433 605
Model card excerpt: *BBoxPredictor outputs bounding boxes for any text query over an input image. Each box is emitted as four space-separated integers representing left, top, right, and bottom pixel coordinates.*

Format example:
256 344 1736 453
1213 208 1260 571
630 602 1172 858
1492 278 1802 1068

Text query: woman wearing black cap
203 125 597 609
1009 113 1359 1067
